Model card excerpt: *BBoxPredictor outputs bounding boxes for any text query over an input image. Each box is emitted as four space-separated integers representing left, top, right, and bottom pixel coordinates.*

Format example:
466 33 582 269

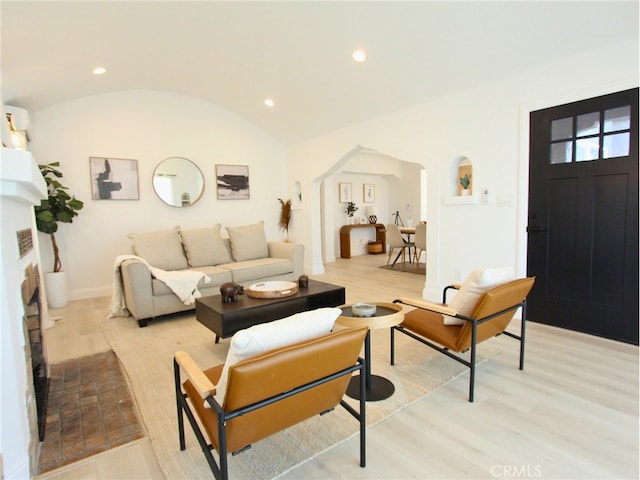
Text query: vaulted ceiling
2 1 637 145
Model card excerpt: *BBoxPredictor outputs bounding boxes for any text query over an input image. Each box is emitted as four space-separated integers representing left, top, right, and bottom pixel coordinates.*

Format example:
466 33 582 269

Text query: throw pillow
128 226 188 271
214 307 341 404
225 221 269 261
180 224 232 267
443 267 514 325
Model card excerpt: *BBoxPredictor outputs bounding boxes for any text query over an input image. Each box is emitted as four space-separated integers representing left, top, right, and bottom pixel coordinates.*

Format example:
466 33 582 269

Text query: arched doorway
314 146 426 266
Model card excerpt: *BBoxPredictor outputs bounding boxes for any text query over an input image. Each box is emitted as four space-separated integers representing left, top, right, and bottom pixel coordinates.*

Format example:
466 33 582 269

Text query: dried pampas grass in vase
278 198 292 241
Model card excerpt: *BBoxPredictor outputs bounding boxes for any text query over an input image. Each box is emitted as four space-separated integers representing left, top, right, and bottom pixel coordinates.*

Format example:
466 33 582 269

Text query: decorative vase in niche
461 189 471 196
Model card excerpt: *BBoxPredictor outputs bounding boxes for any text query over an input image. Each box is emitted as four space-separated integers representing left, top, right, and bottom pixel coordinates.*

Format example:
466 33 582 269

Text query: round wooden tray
246 281 299 299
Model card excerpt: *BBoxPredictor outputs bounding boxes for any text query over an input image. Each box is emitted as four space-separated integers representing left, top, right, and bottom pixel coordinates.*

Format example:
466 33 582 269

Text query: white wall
388 161 423 226
24 40 640 302
287 39 639 299
29 90 287 300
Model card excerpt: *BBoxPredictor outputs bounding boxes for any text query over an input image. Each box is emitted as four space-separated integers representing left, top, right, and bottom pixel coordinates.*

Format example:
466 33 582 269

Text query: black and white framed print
363 183 375 203
216 164 250 200
89 157 139 200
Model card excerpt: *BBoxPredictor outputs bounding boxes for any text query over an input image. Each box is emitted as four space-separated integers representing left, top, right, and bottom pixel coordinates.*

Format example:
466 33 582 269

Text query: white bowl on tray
351 303 377 317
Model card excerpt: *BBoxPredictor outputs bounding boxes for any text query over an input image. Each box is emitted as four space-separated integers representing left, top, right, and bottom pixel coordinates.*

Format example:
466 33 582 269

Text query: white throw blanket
109 255 211 318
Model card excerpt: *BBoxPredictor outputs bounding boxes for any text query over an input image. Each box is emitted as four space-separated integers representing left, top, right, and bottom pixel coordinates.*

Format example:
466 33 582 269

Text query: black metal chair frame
174 356 367 480
391 286 528 402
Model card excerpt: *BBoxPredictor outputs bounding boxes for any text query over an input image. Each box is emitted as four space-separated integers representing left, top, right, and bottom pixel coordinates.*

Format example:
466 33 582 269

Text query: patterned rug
101 310 497 479
379 261 426 275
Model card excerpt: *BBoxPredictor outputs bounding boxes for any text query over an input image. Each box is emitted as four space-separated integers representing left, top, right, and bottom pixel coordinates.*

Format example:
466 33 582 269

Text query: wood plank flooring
37 255 638 479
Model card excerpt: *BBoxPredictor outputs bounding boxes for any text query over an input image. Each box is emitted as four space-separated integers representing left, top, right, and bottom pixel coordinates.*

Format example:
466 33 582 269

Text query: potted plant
278 198 292 241
34 162 84 308
459 173 472 195
345 201 358 224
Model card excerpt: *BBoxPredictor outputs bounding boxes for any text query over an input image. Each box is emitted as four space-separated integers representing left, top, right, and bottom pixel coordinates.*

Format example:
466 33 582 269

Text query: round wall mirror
152 157 205 207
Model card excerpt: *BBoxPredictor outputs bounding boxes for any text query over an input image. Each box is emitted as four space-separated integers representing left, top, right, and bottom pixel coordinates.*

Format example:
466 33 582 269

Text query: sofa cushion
180 224 232 267
223 258 293 284
226 221 269 262
214 307 341 404
443 267 514 325
129 226 188 271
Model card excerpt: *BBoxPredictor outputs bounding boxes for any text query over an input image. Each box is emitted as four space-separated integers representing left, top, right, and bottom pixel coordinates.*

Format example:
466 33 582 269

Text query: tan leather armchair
174 326 368 480
392 277 535 402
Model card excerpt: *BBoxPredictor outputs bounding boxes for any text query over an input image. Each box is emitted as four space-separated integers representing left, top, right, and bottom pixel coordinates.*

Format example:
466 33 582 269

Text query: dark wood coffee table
195 279 346 343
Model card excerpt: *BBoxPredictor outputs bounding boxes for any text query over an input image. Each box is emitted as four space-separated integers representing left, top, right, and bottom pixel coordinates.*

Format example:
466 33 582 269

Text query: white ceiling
2 1 638 145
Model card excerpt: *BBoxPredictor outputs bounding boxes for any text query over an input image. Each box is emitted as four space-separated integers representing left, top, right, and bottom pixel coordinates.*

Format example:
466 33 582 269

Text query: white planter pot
461 188 471 196
44 271 68 309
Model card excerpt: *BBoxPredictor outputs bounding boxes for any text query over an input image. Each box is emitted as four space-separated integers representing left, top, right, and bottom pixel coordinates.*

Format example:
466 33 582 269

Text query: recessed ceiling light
92 66 107 75
352 49 367 63
264 98 274 107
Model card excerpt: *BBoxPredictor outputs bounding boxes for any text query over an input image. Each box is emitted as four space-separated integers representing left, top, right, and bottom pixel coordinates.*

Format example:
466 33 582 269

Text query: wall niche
444 156 477 205
456 156 473 196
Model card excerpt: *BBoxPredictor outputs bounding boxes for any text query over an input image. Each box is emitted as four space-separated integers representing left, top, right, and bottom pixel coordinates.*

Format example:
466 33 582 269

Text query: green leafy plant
277 198 292 241
459 173 472 190
34 162 84 272
345 201 358 217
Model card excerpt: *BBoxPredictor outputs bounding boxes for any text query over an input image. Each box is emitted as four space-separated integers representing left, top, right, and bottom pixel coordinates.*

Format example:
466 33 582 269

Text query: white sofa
119 222 304 327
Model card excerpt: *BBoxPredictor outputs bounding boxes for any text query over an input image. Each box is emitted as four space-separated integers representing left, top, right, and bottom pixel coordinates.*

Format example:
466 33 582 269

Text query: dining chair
412 222 427 273
386 224 414 267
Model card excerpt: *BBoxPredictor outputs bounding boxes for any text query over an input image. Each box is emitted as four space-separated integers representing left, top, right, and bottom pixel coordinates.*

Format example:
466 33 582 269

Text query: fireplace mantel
1 147 47 204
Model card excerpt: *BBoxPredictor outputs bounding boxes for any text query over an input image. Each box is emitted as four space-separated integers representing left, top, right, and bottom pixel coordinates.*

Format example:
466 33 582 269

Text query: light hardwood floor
37 255 638 479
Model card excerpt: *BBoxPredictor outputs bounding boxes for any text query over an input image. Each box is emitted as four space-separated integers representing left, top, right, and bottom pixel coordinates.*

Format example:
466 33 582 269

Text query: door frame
516 79 639 279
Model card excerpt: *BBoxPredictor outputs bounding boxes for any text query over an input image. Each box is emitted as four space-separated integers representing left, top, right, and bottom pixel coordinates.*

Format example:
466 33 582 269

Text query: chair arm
175 351 217 399
442 283 462 304
395 297 458 316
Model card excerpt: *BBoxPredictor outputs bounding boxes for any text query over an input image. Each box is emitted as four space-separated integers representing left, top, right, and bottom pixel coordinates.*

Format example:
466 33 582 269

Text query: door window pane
577 112 600 137
550 142 572 164
603 133 630 158
551 117 573 140
547 102 633 164
604 106 630 132
576 137 600 162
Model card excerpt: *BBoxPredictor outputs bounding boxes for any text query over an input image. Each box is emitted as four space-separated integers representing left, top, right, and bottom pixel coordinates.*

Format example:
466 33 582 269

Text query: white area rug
101 312 499 479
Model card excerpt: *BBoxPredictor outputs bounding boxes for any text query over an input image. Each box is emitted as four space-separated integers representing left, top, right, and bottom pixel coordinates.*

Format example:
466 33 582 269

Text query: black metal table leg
346 330 395 401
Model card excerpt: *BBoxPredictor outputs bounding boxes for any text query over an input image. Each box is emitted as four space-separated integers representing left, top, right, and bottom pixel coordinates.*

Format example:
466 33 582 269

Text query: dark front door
527 88 638 345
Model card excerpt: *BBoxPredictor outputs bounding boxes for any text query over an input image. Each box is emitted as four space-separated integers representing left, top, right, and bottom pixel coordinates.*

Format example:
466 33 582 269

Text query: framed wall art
216 164 250 200
89 157 139 200
338 182 352 203
363 183 375 203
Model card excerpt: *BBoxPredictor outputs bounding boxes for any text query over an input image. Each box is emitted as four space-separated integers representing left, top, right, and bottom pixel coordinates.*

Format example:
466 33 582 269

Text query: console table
340 223 387 258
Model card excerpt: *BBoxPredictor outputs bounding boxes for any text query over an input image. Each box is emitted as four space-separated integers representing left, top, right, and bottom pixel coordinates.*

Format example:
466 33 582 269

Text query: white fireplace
1 147 48 479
